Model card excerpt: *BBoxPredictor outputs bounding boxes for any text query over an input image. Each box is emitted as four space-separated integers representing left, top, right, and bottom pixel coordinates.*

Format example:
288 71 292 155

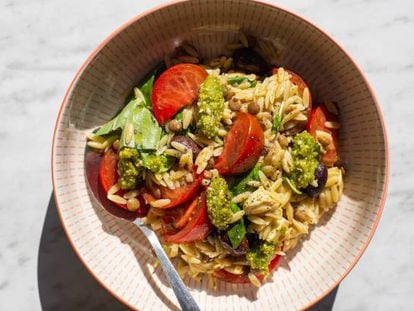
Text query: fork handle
134 220 200 311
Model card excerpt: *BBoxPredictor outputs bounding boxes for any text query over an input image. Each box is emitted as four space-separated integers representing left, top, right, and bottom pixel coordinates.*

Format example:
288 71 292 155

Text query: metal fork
133 218 200 311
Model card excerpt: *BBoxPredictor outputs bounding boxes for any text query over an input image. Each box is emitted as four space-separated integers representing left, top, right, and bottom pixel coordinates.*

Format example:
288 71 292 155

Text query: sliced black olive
218 231 249 256
171 135 201 157
304 163 328 197
232 48 270 75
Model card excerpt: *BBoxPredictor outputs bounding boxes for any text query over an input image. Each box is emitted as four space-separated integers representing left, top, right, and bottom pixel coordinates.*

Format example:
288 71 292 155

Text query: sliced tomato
99 148 127 210
213 255 281 284
163 193 212 243
307 105 339 166
272 67 312 111
173 196 199 229
215 112 264 175
161 195 199 234
213 269 252 284
268 254 282 271
99 148 118 192
152 63 208 125
143 166 203 209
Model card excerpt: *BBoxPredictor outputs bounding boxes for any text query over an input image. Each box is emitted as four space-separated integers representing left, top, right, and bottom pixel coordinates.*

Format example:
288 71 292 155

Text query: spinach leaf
120 106 162 150
120 120 135 149
227 203 246 249
227 76 257 88
139 74 155 108
95 98 141 136
95 77 153 137
231 164 261 196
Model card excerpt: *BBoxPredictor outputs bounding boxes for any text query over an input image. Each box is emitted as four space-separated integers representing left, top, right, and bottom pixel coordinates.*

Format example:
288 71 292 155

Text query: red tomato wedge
215 112 264 175
143 166 203 209
272 67 312 111
173 197 199 229
307 105 339 166
163 193 213 243
268 254 282 271
152 63 208 125
213 255 281 284
99 148 127 210
161 196 199 233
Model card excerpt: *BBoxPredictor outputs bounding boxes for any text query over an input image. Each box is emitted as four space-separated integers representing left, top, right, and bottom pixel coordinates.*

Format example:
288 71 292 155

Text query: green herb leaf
95 98 142 136
174 111 183 121
272 114 282 133
228 76 247 84
139 74 155 108
96 76 154 137
120 106 162 150
227 203 246 249
120 120 135 149
231 164 261 196
227 76 256 88
283 176 302 195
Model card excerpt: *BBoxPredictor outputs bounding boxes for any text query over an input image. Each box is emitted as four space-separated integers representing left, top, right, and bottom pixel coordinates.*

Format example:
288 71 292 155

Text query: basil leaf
227 203 246 249
272 114 282 133
227 76 256 88
139 74 155 108
231 164 261 196
134 107 162 150
120 119 135 149
228 76 247 84
120 106 162 150
283 176 303 195
95 98 141 136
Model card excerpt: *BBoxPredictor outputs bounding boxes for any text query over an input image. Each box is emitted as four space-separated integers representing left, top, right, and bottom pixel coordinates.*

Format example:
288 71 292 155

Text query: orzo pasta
87 35 344 287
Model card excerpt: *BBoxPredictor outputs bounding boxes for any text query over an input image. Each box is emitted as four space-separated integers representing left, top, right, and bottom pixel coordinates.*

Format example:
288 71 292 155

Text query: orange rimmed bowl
51 0 389 310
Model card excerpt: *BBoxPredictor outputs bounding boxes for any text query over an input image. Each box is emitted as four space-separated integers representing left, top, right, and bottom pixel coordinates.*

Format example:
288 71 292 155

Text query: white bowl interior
52 1 387 310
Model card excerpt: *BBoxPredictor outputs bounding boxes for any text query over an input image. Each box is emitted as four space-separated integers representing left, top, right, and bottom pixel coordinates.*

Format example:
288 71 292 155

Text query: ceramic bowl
52 1 389 309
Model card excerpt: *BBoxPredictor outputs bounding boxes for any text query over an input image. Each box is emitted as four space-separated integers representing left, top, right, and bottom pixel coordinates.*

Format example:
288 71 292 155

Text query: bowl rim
51 0 390 309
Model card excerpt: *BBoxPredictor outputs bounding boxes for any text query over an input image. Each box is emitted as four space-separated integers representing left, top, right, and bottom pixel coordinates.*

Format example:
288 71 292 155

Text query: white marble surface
0 0 412 310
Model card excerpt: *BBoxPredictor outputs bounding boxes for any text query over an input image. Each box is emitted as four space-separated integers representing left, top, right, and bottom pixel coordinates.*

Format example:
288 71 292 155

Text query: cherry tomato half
213 255 281 284
143 166 203 209
99 148 126 209
307 105 339 166
163 193 213 243
152 63 208 125
272 67 312 111
215 112 264 175
161 195 200 234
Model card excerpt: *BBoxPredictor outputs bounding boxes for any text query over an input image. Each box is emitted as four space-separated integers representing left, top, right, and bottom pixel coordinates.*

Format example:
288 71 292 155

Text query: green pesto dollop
288 131 321 189
142 153 173 174
206 176 233 230
197 75 224 139
246 242 276 273
118 147 142 190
